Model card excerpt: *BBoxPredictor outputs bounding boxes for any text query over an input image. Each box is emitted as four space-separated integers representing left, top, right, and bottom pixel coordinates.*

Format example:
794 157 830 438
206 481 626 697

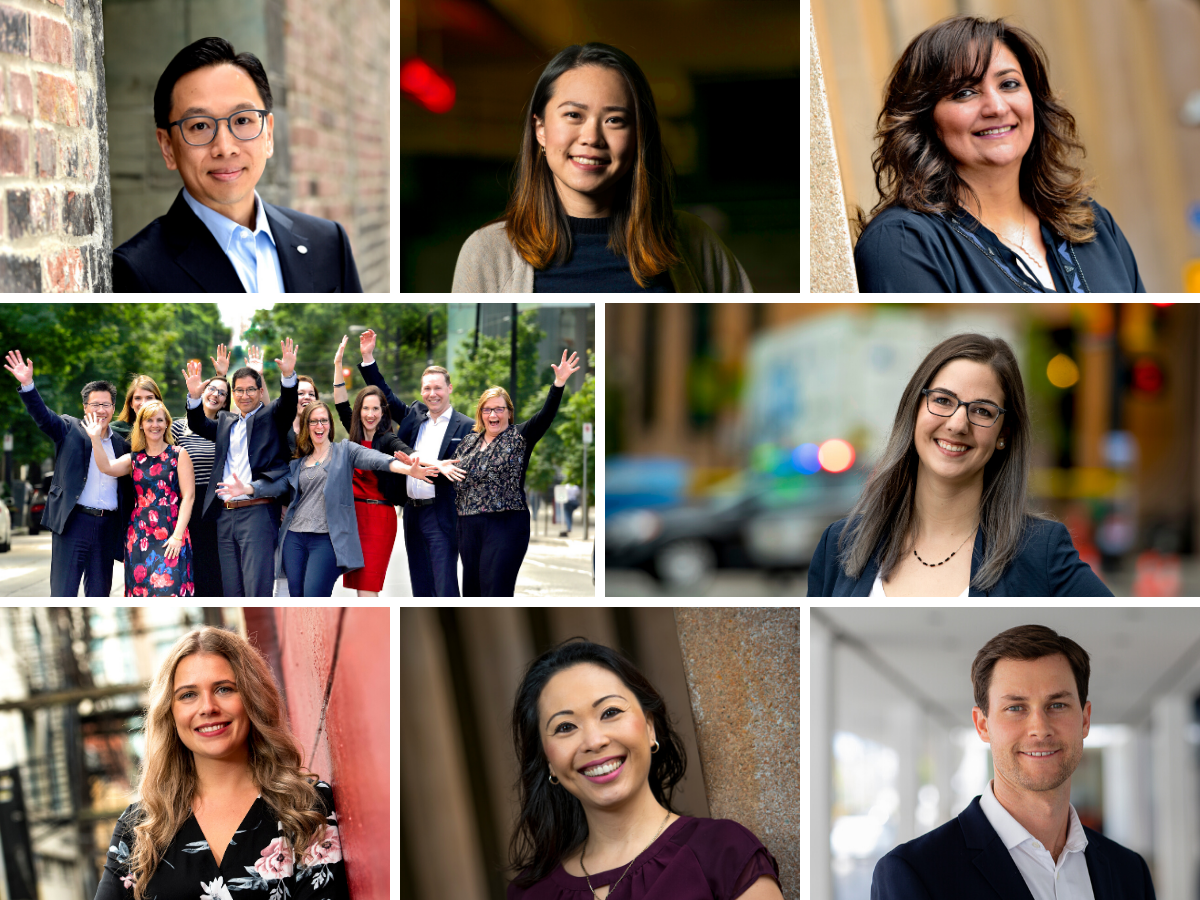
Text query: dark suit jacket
807 516 1112 597
358 360 474 535
187 380 298 518
871 796 1155 900
18 386 134 561
112 190 363 293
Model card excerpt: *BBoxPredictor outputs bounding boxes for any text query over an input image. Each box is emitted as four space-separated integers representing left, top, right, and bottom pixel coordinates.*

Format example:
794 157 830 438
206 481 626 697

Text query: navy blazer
358 360 474 535
112 190 363 293
18 385 134 561
871 796 1155 900
187 380 298 518
808 516 1112 597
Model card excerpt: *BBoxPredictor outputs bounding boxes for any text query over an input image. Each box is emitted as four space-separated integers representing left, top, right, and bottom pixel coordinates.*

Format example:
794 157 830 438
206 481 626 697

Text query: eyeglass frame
920 389 1006 427
480 404 512 416
167 109 270 146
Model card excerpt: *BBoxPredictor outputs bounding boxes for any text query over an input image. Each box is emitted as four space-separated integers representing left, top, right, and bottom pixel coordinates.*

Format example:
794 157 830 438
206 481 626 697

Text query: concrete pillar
810 612 834 900
1151 693 1199 900
889 699 922 844
675 608 800 900
808 15 858 294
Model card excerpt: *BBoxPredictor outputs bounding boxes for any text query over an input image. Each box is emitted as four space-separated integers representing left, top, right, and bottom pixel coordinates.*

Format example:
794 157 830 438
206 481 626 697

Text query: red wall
244 607 391 900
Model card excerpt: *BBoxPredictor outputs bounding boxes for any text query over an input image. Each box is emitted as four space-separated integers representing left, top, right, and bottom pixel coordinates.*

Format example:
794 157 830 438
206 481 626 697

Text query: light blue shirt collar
182 188 285 293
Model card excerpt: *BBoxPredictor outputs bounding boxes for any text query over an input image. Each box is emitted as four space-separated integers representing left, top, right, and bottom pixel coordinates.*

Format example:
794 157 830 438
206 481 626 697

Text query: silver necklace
580 810 672 900
914 526 976 567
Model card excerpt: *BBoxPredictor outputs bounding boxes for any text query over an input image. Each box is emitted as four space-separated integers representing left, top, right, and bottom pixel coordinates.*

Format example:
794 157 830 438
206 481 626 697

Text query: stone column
675 608 800 899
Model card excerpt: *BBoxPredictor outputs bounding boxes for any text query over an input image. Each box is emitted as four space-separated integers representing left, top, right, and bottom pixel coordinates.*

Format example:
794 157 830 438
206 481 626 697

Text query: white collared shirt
408 405 454 500
183 188 285 293
979 781 1095 900
186 374 297 486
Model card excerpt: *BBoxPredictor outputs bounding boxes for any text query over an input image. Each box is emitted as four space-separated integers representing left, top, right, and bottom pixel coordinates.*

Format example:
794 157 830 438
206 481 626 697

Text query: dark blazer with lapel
187 380 298 518
112 190 363 293
358 360 474 535
807 516 1112 597
871 796 1155 900
18 385 134 561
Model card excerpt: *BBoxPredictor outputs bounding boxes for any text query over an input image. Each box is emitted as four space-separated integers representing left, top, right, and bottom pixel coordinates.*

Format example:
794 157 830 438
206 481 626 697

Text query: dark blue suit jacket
358 360 474 535
112 190 362 293
18 385 134 561
871 796 1155 900
808 516 1112 597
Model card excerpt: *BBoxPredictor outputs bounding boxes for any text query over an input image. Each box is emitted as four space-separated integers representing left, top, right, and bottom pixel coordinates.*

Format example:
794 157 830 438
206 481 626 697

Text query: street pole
582 422 593 540
510 303 518 412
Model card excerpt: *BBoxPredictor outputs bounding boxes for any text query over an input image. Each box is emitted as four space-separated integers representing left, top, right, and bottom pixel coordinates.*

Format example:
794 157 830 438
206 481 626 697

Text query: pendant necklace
580 809 672 900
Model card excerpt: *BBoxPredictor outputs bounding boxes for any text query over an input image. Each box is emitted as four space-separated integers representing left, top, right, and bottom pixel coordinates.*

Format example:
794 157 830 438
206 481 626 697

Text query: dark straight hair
838 333 1048 592
498 43 681 287
509 638 686 888
154 37 274 129
348 385 392 444
972 624 1090 714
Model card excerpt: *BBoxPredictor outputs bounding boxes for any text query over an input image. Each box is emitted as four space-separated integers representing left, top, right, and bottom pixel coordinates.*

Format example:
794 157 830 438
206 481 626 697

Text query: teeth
573 157 606 166
197 723 227 733
936 439 969 452
976 126 1013 136
1025 750 1056 757
583 759 624 777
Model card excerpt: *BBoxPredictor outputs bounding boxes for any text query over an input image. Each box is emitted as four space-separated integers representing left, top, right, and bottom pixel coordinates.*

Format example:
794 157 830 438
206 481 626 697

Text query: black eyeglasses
921 389 1006 427
169 109 268 146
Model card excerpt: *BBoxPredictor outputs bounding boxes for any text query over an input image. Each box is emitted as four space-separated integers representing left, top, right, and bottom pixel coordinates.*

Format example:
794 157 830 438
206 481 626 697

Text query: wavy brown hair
295 401 334 458
119 375 164 424
348 385 392 444
858 16 1095 243
127 627 326 900
496 43 681 287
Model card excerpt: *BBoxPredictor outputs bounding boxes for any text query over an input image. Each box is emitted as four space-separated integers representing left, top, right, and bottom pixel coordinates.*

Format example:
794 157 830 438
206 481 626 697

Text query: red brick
35 128 52 176
35 71 77 125
44 245 82 292
31 17 70 67
0 127 27 175
10 71 32 119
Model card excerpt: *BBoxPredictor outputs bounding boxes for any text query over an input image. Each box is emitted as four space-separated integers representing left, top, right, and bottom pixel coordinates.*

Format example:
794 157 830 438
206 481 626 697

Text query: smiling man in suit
871 624 1155 900
112 37 362 293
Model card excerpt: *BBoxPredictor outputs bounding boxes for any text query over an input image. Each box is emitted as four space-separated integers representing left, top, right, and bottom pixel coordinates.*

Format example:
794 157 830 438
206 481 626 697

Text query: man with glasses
4 351 134 596
112 37 362 292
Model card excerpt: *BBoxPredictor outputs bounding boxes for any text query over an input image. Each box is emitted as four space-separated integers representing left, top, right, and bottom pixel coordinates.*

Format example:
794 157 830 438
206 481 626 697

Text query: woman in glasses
809 333 1110 597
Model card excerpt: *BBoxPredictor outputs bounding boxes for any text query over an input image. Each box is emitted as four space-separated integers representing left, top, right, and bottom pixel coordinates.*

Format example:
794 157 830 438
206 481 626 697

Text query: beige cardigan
451 211 753 292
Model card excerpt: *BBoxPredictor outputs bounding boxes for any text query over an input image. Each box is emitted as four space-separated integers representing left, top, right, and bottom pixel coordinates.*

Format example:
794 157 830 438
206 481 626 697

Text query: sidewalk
528 502 596 547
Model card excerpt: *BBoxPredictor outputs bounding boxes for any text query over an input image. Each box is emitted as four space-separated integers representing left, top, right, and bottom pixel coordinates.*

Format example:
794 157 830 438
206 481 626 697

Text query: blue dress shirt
182 188 285 293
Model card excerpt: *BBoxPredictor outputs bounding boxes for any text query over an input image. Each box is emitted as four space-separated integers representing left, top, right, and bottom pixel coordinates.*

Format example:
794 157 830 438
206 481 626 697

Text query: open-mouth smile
974 125 1015 138
196 721 231 736
934 438 971 455
580 756 626 782
570 155 610 170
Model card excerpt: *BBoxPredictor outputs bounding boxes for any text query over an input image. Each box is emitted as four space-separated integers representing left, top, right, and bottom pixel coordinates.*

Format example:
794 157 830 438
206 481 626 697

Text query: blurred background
811 607 1200 900
812 0 1200 292
607 302 1200 596
0 605 389 900
400 0 800 292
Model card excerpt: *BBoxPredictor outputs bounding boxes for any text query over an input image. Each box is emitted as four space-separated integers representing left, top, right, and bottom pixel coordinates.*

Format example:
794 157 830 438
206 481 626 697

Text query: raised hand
4 350 33 386
437 458 467 482
360 329 377 365
182 359 204 398
210 343 230 377
551 349 582 387
246 345 265 375
215 471 254 500
83 411 104 439
335 335 348 369
276 338 298 379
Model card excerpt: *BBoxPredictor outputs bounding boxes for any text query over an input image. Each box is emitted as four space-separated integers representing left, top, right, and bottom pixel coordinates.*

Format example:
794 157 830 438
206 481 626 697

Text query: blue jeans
281 530 342 597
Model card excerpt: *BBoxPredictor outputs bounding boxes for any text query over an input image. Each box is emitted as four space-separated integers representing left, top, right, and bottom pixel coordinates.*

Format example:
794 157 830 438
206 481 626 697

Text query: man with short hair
871 624 1155 900
4 350 133 596
113 36 362 292
357 329 473 596
184 339 298 596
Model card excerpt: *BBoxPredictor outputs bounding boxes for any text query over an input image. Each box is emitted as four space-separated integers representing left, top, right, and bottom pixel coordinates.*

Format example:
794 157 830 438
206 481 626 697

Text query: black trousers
457 510 530 597
403 502 460 597
189 510 225 598
50 509 119 597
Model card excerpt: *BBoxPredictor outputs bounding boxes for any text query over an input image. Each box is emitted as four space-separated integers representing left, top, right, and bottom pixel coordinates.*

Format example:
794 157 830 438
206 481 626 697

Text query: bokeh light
818 439 855 474
792 442 821 474
1046 353 1080 389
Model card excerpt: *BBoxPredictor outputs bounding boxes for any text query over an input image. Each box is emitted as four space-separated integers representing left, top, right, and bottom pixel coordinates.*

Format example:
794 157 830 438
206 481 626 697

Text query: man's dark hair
972 624 1091 715
81 380 118 407
231 367 264 390
154 37 273 130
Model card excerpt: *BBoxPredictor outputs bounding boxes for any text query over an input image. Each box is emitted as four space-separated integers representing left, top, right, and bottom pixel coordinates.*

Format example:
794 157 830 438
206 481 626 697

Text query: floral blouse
95 782 348 900
455 384 563 516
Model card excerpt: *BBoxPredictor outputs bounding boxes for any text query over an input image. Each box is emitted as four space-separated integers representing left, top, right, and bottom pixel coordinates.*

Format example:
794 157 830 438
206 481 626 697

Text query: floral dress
95 782 348 900
125 444 194 597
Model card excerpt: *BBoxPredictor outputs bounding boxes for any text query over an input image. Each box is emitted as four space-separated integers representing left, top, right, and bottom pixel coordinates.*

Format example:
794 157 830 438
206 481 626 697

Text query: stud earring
548 767 559 785
997 439 1006 449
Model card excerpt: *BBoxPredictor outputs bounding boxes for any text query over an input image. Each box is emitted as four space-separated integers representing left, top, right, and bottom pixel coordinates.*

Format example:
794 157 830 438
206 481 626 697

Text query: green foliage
555 355 595 504
452 309 545 413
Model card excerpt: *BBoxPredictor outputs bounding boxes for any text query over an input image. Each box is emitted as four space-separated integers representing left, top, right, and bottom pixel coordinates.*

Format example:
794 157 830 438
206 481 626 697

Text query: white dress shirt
408 405 454 499
869 573 969 598
183 188 285 293
979 781 1095 900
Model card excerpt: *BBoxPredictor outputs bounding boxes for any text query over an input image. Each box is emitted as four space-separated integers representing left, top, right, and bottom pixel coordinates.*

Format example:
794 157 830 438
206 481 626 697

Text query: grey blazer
257 440 399 576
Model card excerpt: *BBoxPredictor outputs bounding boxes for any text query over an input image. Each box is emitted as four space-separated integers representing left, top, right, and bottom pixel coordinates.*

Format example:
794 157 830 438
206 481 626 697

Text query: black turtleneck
532 216 674 293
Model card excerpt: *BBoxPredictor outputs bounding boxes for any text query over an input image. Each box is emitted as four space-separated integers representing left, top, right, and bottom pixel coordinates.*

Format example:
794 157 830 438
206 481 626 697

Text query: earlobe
971 706 991 743
156 128 178 171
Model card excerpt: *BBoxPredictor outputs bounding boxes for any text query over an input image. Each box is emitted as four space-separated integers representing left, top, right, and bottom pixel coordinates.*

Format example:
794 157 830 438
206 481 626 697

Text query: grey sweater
451 211 754 292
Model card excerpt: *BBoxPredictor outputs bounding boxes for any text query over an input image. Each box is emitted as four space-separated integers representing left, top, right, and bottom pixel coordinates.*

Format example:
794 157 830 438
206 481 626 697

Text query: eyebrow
546 693 628 726
176 102 262 118
929 386 1001 405
998 691 1073 703
174 679 235 695
556 100 630 114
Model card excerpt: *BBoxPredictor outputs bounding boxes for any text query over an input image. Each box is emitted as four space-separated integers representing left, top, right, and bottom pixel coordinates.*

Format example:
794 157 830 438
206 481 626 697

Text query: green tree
555 352 596 504
452 309 545 411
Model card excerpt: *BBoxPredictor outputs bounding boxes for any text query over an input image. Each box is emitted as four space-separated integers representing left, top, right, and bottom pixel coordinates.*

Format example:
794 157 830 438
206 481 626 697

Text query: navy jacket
871 796 1155 900
112 190 363 293
855 201 1144 293
358 360 474 535
808 516 1112 597
18 385 134 560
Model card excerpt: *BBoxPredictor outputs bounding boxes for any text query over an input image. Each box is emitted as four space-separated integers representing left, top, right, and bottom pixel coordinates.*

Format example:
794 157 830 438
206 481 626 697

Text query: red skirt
343 501 398 592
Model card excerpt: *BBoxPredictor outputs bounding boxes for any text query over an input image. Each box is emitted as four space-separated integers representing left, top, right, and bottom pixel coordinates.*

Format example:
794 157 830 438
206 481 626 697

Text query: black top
334 398 413 505
533 216 674 293
96 781 348 900
855 201 1144 293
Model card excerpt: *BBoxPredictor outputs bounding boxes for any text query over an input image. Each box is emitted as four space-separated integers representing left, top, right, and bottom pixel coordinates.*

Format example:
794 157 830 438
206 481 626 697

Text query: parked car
29 472 51 535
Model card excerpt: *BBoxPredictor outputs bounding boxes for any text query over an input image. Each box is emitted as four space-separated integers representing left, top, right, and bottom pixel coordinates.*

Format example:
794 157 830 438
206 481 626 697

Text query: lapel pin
297 245 308 254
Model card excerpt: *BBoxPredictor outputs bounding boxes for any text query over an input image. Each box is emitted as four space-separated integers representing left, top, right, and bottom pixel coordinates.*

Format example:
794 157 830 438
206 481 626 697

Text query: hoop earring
548 767 559 785
651 740 660 754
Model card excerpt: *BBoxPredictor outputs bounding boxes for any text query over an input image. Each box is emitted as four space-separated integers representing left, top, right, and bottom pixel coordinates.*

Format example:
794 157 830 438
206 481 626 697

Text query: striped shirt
171 418 216 489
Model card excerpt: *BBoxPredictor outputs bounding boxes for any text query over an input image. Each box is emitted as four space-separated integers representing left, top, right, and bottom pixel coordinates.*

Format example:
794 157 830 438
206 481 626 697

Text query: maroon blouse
507 816 779 900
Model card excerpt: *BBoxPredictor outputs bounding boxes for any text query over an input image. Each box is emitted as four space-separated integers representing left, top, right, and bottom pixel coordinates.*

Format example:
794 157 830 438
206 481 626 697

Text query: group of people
6 332 581 597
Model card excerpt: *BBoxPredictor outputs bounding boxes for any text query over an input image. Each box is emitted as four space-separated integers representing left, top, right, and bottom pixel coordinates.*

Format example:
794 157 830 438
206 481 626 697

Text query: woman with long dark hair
95 626 346 899
508 639 781 899
452 42 752 292
809 333 1111 596
854 16 1142 293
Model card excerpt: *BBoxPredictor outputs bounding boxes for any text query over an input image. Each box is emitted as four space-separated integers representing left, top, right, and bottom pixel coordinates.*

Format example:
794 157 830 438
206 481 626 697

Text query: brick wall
0 0 109 291
285 0 389 292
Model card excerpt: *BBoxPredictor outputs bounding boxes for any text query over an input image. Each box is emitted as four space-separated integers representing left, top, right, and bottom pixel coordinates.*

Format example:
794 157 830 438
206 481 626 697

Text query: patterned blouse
455 384 563 516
